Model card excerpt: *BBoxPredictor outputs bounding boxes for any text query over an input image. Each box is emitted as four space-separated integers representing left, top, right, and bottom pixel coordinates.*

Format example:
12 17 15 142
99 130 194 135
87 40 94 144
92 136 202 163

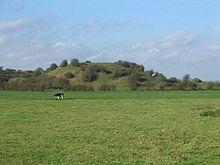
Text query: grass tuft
200 109 220 117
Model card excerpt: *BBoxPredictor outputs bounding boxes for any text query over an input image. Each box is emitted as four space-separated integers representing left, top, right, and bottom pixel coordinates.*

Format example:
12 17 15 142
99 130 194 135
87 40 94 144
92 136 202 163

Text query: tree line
0 59 220 91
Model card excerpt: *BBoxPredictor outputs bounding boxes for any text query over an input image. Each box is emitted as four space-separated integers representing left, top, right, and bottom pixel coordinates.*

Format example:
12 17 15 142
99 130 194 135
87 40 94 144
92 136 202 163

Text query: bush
167 77 179 84
207 82 214 90
34 67 44 77
113 67 131 78
192 78 202 83
82 65 97 82
65 72 75 79
200 110 220 117
53 78 70 89
68 85 94 91
46 63 58 72
60 59 68 67
99 84 116 91
214 82 220 90
71 58 80 67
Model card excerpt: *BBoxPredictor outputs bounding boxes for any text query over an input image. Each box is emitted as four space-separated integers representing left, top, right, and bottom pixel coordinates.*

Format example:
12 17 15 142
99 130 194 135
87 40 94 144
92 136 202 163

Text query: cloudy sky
1 0 220 80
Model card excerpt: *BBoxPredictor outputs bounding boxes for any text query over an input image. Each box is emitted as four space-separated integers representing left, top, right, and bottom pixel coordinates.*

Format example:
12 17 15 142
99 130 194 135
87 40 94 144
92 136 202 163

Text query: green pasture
0 91 220 164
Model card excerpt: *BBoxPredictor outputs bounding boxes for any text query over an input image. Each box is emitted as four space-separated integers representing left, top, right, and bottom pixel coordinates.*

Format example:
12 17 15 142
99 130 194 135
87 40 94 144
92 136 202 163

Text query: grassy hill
46 61 165 91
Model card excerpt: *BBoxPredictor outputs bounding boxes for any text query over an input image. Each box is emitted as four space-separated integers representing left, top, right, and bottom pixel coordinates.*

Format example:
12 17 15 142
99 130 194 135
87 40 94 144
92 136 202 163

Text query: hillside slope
47 61 151 90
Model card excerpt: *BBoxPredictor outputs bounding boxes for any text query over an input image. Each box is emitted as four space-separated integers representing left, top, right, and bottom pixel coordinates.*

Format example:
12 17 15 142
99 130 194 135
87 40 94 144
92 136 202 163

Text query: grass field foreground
0 91 220 164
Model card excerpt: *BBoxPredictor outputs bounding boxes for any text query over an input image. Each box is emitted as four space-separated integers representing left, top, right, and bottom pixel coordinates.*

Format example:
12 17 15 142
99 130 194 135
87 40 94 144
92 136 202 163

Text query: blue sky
0 0 220 80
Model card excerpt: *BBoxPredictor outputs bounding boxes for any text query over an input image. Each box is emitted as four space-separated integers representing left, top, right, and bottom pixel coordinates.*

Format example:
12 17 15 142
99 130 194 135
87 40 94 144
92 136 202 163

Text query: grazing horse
54 93 64 100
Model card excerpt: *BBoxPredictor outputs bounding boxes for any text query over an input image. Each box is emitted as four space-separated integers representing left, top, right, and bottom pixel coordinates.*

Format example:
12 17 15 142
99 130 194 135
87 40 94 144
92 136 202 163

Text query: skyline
1 0 220 80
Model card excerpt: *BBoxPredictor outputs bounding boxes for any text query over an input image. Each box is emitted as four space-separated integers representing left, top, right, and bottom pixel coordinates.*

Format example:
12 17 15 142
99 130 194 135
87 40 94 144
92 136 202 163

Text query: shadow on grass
200 109 220 117
33 97 120 100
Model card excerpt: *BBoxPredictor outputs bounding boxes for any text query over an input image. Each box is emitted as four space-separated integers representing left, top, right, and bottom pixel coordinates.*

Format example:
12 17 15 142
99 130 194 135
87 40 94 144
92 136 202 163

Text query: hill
0 59 219 91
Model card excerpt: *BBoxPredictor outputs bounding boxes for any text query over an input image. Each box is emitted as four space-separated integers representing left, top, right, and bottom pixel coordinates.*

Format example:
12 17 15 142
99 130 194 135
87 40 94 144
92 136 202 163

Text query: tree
167 77 180 90
156 82 167 91
207 82 214 90
71 58 80 67
46 63 58 72
138 65 145 72
128 71 141 90
154 73 167 82
60 59 68 67
167 77 179 84
214 82 220 90
180 74 190 90
53 78 70 90
82 65 97 82
192 78 202 83
34 67 44 77
117 60 132 68
112 66 131 78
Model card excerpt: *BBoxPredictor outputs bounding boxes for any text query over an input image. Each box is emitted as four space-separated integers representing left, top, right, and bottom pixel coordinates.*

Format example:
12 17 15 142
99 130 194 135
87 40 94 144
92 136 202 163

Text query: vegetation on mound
0 59 220 91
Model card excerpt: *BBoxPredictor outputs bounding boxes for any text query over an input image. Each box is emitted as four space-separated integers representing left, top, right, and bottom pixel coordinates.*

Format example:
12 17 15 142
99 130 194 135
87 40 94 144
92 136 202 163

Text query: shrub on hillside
82 65 97 82
113 67 131 78
71 58 80 67
53 78 70 89
207 82 214 90
67 85 94 91
46 63 58 72
60 59 68 67
99 84 116 91
65 72 75 79
33 67 44 77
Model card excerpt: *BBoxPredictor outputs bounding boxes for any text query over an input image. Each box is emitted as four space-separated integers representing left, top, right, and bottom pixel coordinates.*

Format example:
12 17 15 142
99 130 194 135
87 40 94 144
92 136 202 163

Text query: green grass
0 91 220 164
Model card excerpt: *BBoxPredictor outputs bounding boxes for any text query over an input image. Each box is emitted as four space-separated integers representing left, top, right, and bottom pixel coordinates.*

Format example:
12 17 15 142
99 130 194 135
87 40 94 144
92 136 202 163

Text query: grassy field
0 91 220 164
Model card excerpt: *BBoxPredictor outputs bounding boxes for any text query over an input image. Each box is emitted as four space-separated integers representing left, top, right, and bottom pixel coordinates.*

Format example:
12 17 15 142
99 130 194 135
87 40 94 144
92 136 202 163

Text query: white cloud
52 42 77 49
129 41 156 51
212 26 220 31
98 20 126 32
206 44 220 52
73 18 100 29
160 31 193 49
72 18 126 35
0 35 7 45
0 19 30 31
10 3 25 12
147 48 160 53
84 18 99 27
163 52 180 59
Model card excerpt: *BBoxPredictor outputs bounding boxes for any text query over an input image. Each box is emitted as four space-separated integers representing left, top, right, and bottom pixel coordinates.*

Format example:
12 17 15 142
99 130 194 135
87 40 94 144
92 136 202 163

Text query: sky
0 0 220 80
